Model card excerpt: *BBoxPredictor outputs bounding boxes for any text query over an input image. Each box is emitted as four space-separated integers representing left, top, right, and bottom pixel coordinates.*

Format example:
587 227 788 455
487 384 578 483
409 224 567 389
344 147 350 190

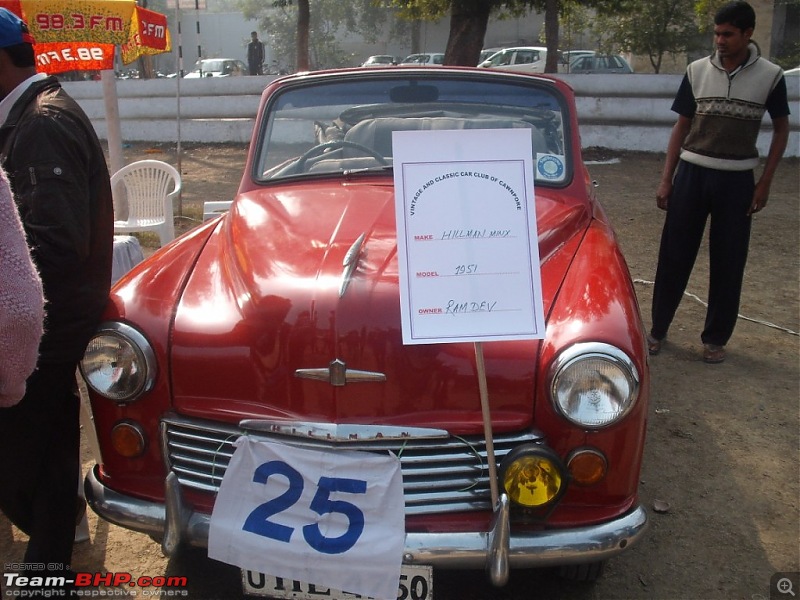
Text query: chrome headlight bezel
549 342 640 429
80 322 157 403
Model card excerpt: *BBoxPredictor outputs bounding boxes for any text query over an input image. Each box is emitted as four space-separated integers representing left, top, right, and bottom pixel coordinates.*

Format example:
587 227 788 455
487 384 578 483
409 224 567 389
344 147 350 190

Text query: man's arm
11 115 94 277
656 115 692 211
749 115 789 215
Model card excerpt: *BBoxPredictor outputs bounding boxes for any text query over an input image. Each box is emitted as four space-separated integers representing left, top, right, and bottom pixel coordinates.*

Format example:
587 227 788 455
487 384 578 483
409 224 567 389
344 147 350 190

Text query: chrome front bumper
85 465 648 586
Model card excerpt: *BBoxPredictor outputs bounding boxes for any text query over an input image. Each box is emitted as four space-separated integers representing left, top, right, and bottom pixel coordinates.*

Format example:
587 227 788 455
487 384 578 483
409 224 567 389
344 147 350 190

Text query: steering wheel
295 140 389 172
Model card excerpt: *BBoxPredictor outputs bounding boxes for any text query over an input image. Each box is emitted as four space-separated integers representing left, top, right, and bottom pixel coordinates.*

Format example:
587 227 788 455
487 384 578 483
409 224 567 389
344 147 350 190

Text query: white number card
208 437 404 600
392 128 546 344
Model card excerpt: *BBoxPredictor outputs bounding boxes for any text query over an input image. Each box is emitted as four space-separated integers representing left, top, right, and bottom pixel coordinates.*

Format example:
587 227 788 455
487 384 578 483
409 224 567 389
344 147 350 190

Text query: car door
571 56 592 73
513 49 540 65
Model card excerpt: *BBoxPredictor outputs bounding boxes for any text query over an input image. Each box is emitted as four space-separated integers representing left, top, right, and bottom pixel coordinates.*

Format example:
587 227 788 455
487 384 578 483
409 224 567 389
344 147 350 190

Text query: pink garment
0 166 44 407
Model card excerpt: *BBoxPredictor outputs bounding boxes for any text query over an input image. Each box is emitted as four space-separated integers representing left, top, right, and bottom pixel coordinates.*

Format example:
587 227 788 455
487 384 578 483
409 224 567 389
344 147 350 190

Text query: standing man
648 0 789 364
247 31 265 75
0 6 113 591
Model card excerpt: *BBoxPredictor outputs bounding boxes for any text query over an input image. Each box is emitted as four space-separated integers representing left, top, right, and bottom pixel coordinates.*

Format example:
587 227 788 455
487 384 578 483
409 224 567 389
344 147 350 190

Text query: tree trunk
444 0 492 66
296 0 310 71
138 55 154 79
411 19 421 54
544 0 559 73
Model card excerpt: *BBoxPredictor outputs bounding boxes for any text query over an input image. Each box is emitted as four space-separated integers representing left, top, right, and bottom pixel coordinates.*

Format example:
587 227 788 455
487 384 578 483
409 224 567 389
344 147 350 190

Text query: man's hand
656 180 672 211
748 180 770 215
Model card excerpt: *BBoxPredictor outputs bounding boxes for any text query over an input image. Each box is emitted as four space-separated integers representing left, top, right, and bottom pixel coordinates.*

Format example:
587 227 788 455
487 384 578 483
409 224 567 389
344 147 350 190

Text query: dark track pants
0 362 80 569
650 160 754 346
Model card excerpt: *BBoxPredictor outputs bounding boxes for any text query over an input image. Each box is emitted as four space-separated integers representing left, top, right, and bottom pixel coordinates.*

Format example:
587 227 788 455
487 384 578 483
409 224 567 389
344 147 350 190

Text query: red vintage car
81 66 649 598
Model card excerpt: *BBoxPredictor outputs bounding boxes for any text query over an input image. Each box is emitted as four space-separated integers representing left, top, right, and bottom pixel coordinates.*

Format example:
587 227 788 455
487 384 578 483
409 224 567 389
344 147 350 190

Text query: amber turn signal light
567 448 608 486
111 421 147 458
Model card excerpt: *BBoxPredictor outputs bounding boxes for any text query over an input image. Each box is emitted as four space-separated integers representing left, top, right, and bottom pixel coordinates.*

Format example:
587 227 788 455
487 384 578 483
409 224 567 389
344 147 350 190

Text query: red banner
135 6 167 50
120 6 169 64
35 41 114 74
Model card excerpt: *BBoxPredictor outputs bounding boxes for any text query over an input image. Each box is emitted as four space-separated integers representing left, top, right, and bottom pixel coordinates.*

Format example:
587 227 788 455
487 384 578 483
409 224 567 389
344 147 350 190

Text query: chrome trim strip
84 466 648 571
339 232 366 298
295 358 386 386
238 420 449 441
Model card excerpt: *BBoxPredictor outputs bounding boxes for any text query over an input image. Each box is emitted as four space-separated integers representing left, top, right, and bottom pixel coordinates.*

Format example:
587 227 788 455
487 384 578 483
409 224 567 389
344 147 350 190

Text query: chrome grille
161 416 543 515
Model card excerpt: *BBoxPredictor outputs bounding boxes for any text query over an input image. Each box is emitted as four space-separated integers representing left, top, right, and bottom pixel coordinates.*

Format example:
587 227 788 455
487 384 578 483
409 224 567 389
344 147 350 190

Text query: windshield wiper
343 165 394 176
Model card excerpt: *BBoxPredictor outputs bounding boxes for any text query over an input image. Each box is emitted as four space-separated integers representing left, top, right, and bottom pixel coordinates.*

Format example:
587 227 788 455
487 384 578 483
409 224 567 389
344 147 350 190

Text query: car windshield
254 72 570 185
484 51 511 66
195 60 225 73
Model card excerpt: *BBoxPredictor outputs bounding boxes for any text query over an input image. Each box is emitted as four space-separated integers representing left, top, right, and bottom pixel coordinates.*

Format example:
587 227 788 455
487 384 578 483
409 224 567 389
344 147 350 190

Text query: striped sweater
681 43 785 171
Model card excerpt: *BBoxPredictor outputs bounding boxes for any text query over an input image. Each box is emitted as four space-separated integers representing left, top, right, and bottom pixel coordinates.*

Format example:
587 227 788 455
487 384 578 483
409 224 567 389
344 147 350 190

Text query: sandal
703 343 725 364
647 334 663 356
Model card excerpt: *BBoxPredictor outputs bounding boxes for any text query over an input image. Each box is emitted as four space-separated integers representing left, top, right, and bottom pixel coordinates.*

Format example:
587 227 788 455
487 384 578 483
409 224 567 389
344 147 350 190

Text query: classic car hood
170 178 590 432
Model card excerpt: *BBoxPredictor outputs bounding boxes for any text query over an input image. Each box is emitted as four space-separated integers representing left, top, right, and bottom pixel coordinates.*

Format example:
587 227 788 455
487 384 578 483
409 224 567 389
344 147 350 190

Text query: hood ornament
339 232 366 298
295 358 386 387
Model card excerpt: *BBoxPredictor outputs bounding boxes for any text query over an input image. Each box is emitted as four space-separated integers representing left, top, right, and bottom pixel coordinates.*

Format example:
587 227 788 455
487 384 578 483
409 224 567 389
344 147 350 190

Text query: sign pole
474 341 499 507
101 68 124 177
175 0 183 215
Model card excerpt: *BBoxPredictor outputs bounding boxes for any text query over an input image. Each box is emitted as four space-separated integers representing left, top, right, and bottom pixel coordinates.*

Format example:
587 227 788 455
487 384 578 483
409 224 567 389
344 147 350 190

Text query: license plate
242 564 433 600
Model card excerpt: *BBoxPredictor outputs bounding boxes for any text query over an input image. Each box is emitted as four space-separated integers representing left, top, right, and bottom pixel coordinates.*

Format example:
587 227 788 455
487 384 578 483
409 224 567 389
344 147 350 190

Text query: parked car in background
478 47 503 65
184 58 247 78
568 53 633 74
361 54 397 67
477 46 550 73
400 52 445 66
558 49 595 73
81 65 650 597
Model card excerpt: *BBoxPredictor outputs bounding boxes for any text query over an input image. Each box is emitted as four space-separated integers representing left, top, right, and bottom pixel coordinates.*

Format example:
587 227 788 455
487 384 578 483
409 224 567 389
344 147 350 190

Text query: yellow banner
18 0 135 44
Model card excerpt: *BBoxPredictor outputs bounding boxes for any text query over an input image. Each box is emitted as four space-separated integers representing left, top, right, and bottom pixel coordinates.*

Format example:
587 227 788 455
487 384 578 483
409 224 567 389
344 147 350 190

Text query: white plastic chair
112 160 181 247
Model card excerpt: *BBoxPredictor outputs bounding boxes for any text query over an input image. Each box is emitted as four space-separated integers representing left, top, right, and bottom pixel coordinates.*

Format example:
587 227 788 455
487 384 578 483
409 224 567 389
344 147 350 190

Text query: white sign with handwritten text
393 129 545 344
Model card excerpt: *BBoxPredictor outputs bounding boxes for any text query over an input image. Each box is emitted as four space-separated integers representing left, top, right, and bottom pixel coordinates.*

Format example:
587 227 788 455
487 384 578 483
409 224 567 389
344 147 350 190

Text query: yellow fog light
111 421 147 458
499 446 567 508
567 448 607 486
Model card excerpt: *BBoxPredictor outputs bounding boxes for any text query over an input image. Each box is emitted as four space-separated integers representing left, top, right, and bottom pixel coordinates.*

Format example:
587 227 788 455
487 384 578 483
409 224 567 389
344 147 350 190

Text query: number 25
242 460 366 555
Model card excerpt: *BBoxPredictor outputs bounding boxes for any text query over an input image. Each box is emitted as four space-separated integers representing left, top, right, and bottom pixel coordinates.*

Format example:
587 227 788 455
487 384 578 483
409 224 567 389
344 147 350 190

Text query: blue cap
0 8 35 48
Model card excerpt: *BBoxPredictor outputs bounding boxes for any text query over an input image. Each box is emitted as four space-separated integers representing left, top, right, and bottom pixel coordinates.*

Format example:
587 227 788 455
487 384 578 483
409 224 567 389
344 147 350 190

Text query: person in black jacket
247 31 265 75
0 7 113 593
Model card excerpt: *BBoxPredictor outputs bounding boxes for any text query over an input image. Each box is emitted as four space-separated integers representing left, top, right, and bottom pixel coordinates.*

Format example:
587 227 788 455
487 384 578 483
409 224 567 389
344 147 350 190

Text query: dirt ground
1 143 798 600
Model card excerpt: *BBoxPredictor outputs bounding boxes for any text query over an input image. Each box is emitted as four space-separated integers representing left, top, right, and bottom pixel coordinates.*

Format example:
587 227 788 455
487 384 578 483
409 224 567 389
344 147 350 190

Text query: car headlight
80 322 156 403
550 342 639 428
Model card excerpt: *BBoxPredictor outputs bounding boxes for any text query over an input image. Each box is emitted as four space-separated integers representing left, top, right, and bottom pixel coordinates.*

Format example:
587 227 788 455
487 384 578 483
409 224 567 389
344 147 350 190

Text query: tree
396 0 612 72
391 0 541 67
543 0 559 71
296 0 310 70
588 0 705 72
443 0 492 65
239 0 409 70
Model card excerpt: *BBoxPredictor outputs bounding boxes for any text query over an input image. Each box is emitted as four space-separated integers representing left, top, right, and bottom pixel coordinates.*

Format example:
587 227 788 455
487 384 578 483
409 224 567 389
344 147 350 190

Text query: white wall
63 73 800 156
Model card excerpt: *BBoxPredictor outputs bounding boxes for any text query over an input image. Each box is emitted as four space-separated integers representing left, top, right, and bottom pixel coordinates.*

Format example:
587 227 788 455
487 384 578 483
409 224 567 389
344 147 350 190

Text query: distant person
648 0 789 364
247 31 264 75
0 6 113 593
0 165 43 408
